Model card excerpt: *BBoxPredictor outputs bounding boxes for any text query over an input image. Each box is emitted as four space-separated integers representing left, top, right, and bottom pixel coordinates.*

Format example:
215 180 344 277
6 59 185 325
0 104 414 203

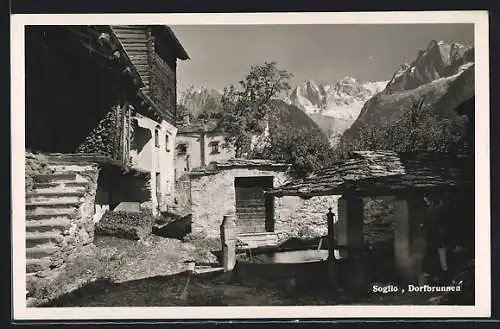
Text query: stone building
24 25 189 275
174 121 235 180
187 159 344 245
268 150 474 283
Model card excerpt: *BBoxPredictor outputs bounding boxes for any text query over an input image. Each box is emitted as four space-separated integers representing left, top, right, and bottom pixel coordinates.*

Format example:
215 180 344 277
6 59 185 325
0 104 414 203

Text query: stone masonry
190 167 288 239
26 161 99 276
275 195 341 239
189 162 340 241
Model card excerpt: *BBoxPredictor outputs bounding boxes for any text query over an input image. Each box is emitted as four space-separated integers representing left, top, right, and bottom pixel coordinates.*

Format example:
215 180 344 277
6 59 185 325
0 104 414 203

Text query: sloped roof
267 151 473 198
177 120 220 134
151 25 190 60
189 158 291 176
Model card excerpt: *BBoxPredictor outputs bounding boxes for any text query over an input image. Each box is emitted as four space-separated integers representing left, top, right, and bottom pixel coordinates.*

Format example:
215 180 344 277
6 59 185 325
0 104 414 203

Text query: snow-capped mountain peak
287 76 388 145
384 40 474 94
289 76 388 119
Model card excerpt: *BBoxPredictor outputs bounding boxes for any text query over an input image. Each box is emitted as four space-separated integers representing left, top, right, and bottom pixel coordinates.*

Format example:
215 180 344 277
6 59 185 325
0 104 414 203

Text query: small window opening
154 128 160 148
209 141 220 155
177 143 188 156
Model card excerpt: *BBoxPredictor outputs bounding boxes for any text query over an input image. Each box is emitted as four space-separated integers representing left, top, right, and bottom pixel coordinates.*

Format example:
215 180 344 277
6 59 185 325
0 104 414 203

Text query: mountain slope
383 40 474 94
269 99 328 139
178 86 222 119
343 40 474 143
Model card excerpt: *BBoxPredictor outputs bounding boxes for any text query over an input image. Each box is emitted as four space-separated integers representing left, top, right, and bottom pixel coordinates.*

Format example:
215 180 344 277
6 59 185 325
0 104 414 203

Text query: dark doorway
234 176 274 233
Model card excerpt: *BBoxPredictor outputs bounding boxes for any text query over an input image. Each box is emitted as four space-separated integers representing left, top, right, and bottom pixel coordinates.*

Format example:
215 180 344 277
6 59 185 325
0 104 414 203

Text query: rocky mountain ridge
177 39 474 146
343 40 474 142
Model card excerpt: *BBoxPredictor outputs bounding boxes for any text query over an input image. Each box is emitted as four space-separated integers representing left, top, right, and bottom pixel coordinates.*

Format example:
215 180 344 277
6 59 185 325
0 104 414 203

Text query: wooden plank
237 215 265 222
121 44 148 50
237 225 265 234
112 26 146 31
114 32 148 39
237 213 267 220
128 55 149 61
122 47 148 53
236 197 266 204
126 48 148 53
120 41 148 45
235 191 265 200
237 212 265 218
134 64 150 71
235 209 266 215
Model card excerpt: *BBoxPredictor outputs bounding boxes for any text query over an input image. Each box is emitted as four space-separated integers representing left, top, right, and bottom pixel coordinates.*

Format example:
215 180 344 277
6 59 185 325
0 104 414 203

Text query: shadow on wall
95 166 150 211
133 124 151 154
153 212 193 239
26 26 123 154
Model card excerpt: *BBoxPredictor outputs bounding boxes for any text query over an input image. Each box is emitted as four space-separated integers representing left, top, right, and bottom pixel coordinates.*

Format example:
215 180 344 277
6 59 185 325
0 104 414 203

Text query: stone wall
189 168 344 242
64 168 100 250
173 175 192 213
76 107 120 158
275 195 341 239
190 168 288 239
26 163 100 275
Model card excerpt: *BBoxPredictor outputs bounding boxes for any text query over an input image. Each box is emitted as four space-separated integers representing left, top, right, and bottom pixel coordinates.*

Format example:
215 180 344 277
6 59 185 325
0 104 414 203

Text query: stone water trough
234 248 329 286
220 214 370 292
220 214 338 287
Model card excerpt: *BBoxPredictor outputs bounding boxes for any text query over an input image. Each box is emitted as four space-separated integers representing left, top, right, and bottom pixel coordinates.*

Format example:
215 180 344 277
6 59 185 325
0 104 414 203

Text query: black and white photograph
11 12 490 320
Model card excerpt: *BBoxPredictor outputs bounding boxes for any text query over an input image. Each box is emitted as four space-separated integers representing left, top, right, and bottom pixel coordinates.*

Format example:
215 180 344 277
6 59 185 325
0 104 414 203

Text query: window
209 141 220 155
165 135 170 152
154 128 160 148
176 143 187 156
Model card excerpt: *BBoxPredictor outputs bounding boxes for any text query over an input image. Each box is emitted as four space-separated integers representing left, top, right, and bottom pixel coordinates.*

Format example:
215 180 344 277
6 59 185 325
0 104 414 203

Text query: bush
95 211 154 240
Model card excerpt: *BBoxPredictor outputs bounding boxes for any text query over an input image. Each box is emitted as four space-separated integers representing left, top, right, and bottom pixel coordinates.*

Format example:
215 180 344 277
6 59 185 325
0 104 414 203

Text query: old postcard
11 11 490 320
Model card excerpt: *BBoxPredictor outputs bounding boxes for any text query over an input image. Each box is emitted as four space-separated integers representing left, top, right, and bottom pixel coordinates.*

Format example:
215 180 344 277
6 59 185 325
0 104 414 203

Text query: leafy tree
256 125 336 179
251 100 336 178
334 99 468 159
176 104 191 122
218 62 293 157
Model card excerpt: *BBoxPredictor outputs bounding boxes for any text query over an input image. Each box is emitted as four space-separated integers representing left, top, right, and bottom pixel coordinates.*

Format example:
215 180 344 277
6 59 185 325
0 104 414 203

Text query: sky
170 24 474 94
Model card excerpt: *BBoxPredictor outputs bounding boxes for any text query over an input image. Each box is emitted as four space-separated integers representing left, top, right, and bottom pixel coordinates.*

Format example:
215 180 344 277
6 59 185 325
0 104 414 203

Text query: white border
11 11 490 320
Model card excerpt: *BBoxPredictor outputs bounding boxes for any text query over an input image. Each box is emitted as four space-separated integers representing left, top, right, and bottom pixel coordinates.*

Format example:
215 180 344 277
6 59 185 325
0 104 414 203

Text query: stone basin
234 249 329 286
252 249 328 263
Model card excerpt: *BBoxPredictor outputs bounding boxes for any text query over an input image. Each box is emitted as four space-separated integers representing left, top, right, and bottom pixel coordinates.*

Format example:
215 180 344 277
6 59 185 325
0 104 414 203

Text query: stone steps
25 158 98 280
26 194 84 204
26 231 64 248
26 199 81 209
34 181 89 190
26 257 52 273
26 243 59 259
26 217 71 233
33 172 77 182
26 208 76 220
32 186 87 195
26 189 85 198
47 163 99 172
